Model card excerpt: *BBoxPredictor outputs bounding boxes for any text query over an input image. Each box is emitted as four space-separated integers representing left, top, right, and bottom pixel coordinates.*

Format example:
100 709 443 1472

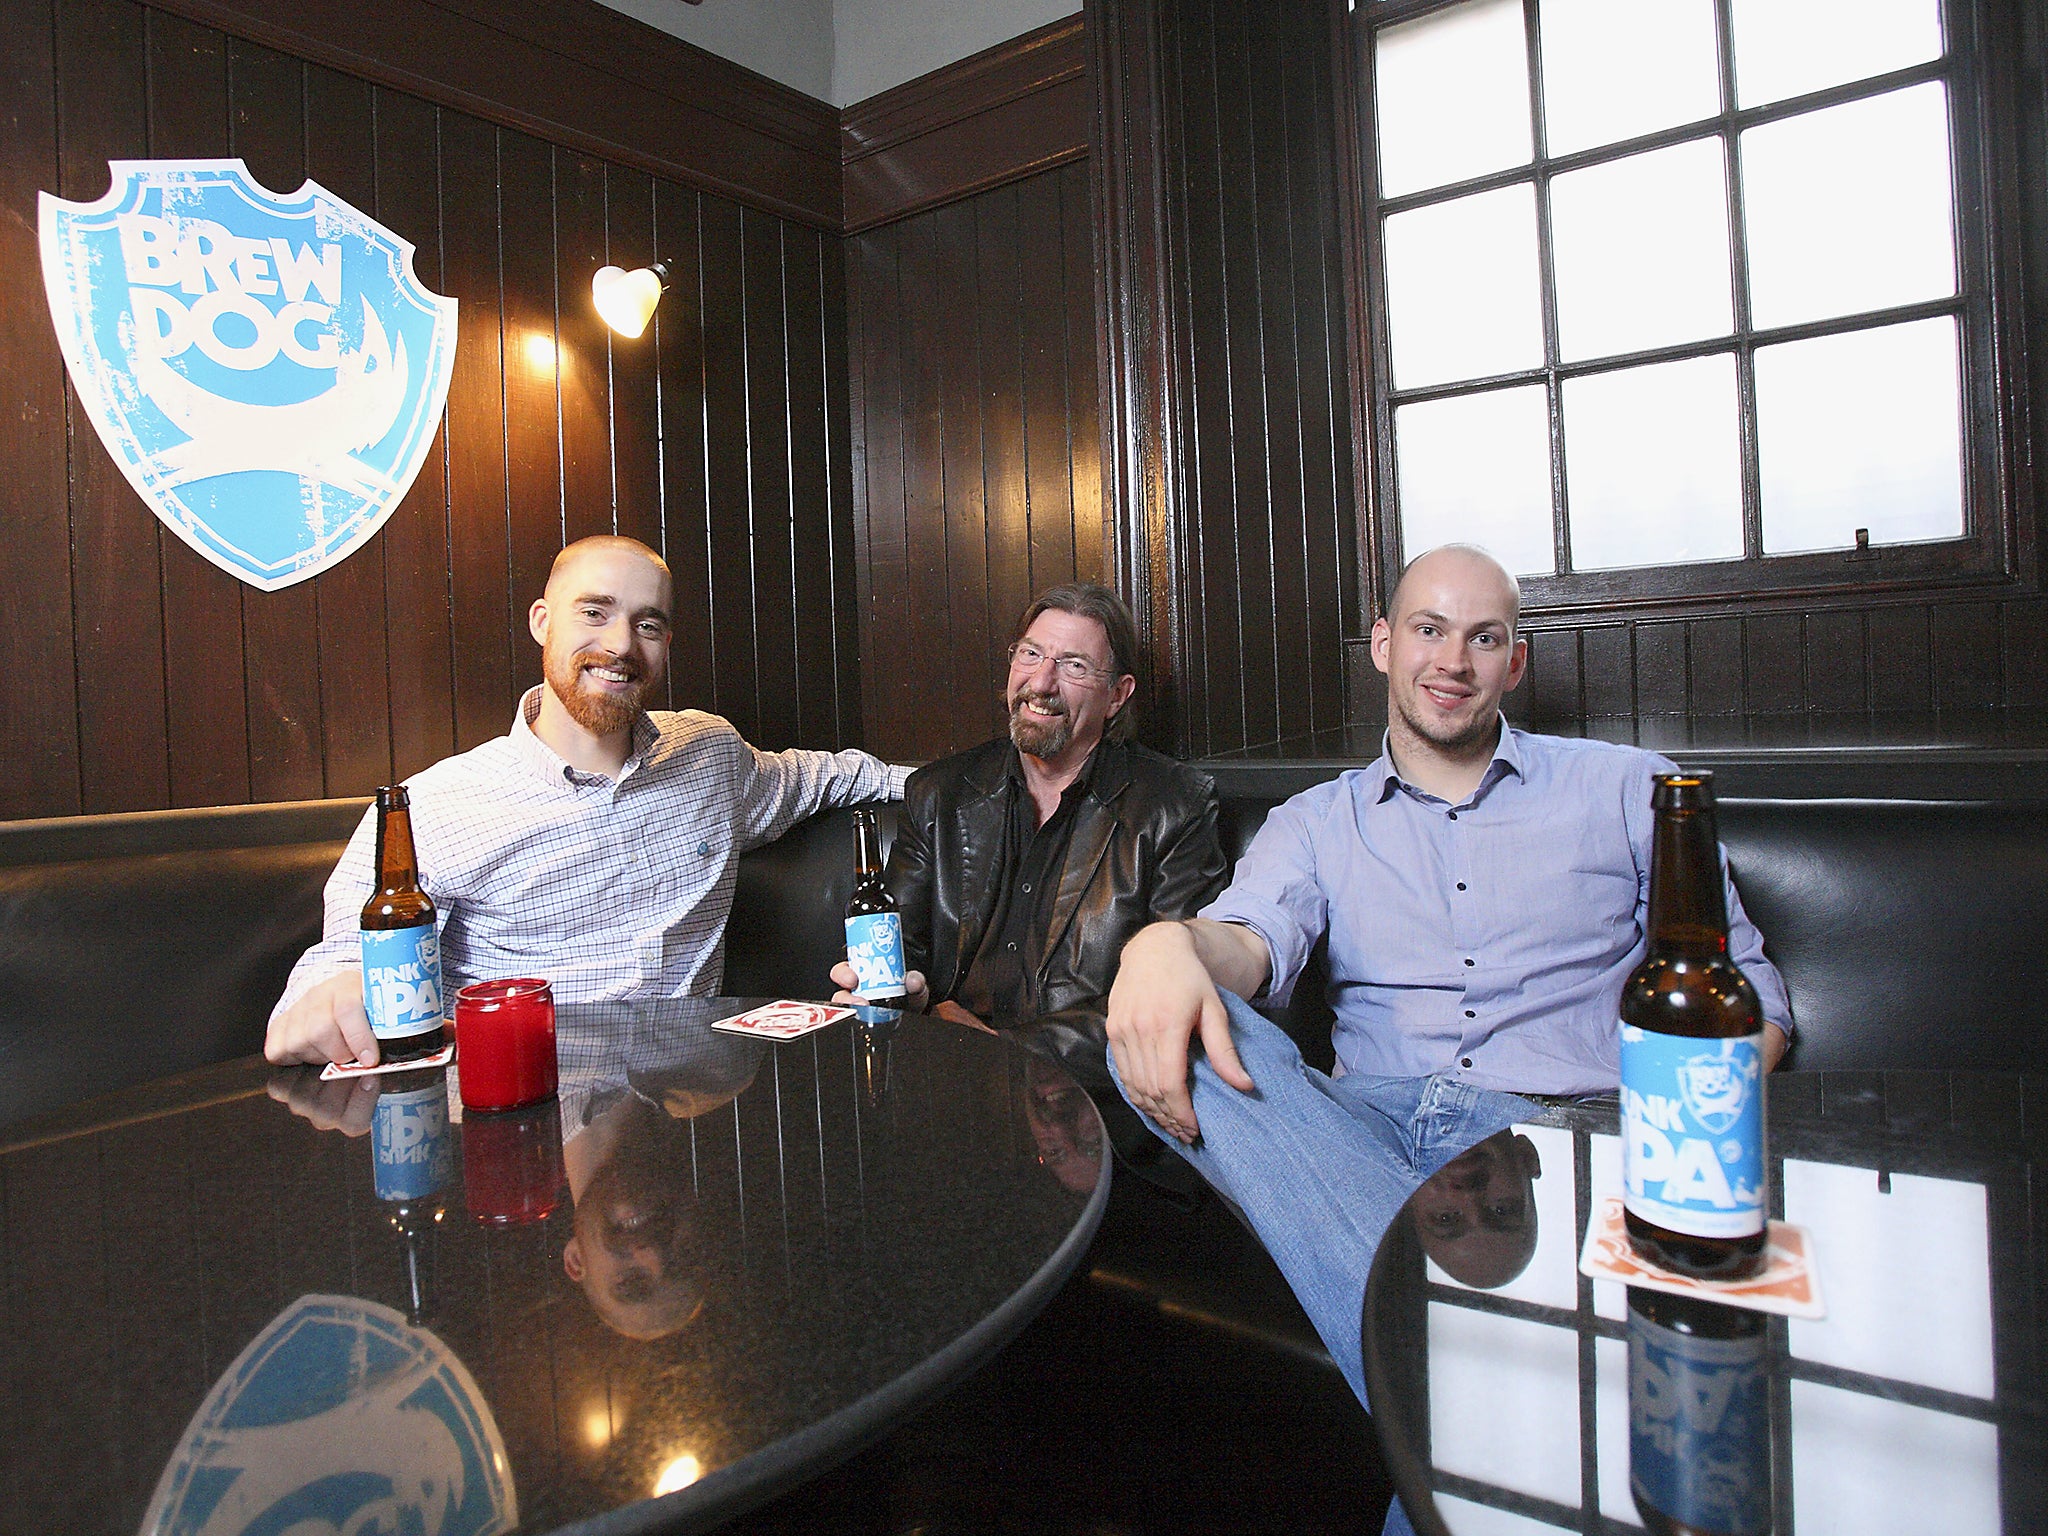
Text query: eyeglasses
1007 641 1118 684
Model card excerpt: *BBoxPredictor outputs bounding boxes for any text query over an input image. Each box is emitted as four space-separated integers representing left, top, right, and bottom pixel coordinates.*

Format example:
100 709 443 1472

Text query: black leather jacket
886 737 1228 1073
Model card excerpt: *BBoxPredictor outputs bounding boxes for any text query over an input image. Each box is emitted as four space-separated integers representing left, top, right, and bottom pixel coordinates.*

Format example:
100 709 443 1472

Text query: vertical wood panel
1059 162 1104 586
896 214 951 758
501 132 564 697
654 181 712 711
700 194 759 739
305 63 393 796
820 232 863 744
1581 625 1633 716
1868 605 1933 712
604 168 662 553
1803 609 1867 713
229 38 325 802
1018 172 1077 596
939 195 993 740
852 225 909 753
744 209 798 748
1743 613 1804 714
2001 597 2048 708
1635 621 1687 716
1525 628 1580 723
783 225 836 746
1931 600 2001 710
56 0 168 814
374 87 458 777
147 10 252 807
438 111 515 751
964 192 1013 735
555 151 612 546
1687 616 1743 716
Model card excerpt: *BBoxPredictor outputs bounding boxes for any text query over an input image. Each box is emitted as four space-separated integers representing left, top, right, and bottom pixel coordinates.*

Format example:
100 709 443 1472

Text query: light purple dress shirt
1202 724 1793 1097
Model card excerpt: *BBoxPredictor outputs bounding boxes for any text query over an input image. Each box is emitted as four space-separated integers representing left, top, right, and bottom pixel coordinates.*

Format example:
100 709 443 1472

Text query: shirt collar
1005 740 1102 803
1371 716 1521 806
509 685 659 786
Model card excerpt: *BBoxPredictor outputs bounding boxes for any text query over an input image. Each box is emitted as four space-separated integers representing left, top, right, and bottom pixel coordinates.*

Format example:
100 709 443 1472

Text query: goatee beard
1009 693 1072 759
548 650 649 738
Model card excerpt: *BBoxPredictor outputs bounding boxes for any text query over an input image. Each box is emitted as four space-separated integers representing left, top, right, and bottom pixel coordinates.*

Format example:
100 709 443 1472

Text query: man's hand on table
265 971 380 1068
1106 920 1265 1145
829 960 931 1014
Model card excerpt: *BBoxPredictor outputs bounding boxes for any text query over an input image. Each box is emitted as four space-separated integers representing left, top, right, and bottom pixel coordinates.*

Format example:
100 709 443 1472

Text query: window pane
1566 356 1744 571
1742 83 1956 330
1376 0 1533 197
1731 0 1943 108
1396 385 1556 576
1384 186 1545 389
1551 137 1733 361
1755 317 1963 554
1538 0 1721 156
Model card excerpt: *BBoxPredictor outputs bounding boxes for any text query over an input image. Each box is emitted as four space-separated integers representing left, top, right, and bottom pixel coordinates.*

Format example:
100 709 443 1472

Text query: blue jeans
1109 991 1533 1408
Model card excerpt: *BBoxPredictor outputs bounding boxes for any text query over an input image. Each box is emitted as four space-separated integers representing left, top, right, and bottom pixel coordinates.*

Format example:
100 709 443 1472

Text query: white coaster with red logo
1579 1195 1825 1318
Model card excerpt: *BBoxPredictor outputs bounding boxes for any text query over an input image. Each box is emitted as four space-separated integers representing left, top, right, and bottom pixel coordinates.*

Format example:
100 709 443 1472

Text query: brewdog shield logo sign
40 160 457 591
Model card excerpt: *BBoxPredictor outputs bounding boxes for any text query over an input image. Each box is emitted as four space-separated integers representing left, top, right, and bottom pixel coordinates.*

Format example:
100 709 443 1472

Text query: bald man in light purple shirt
1105 546 1791 1433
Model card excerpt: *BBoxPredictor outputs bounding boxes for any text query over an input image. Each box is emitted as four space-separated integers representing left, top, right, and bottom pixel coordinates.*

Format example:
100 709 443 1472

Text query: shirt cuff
886 763 913 799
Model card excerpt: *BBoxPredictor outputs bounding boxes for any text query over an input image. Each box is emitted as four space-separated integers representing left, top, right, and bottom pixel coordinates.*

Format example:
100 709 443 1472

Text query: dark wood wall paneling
1152 0 1359 758
0 0 860 820
849 162 1104 762
841 15 1088 234
843 19 1101 763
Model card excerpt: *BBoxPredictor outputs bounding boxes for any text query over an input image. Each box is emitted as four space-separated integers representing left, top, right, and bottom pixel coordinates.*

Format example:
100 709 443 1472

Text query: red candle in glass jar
454 978 557 1112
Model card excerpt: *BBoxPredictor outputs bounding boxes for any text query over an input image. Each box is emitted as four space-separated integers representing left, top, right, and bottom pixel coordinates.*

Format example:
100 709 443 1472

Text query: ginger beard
545 642 652 738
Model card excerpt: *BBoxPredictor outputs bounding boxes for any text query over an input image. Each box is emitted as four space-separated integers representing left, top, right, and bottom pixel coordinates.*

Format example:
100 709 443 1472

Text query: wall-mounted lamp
592 262 669 339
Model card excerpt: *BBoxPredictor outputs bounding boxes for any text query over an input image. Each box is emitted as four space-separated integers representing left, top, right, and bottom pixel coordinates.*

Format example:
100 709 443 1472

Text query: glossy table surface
0 999 1108 1536
1361 1071 2047 1536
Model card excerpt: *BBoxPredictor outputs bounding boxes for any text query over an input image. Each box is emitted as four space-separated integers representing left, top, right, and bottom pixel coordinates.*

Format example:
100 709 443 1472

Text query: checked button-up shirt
272 688 908 1019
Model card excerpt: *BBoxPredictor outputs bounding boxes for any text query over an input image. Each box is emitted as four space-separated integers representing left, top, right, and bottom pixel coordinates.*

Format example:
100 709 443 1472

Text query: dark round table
0 998 1108 1535
1361 1071 2046 1536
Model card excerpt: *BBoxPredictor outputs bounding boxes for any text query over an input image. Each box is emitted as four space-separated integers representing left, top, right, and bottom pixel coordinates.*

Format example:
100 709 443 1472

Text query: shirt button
1021 883 1032 894
1460 1056 1473 1068
1447 811 1458 821
1456 882 1467 892
1464 958 1475 967
1464 1010 1476 1019
697 841 711 856
1007 941 1018 952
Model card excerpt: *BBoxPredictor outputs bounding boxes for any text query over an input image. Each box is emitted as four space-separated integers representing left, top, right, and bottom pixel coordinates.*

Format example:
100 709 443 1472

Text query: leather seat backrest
1718 798 2048 1073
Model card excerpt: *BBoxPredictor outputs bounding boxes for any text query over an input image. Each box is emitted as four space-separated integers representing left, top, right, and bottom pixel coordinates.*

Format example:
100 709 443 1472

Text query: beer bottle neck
852 813 884 879
376 804 422 893
1645 806 1730 957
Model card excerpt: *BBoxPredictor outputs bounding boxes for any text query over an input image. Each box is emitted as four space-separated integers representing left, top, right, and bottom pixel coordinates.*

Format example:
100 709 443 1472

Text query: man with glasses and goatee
830 584 1226 1071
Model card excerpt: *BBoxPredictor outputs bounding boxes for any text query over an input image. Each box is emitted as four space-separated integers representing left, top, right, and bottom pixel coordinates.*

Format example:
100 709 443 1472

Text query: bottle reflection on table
1628 1286 1773 1536
370 1065 454 1325
853 1004 902 1109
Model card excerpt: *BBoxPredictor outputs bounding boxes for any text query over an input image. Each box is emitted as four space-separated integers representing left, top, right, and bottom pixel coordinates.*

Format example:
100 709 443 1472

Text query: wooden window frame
1348 0 2035 623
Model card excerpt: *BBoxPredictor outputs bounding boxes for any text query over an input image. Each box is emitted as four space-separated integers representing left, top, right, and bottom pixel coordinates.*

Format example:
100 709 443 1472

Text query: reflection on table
1362 1073 2046 1536
0 998 1107 1536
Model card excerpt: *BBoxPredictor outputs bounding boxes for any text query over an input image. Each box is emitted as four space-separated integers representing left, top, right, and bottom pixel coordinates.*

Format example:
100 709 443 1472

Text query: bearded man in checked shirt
266 535 907 1069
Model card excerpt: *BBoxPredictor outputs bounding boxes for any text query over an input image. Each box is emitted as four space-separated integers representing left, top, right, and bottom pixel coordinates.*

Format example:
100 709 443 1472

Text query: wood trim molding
1087 0 1187 753
841 14 1089 234
142 0 844 229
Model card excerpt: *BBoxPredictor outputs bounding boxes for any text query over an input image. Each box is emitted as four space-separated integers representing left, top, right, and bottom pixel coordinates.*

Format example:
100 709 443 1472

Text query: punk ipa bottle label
1622 1030 1765 1238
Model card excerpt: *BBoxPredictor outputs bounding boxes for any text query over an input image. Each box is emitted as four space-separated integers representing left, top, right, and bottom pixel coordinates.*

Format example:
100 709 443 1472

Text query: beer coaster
318 1042 455 1080
1578 1195 1825 1318
711 1001 853 1040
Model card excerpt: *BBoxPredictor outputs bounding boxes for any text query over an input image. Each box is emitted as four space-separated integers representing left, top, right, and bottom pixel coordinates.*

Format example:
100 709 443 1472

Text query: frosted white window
1551 138 1733 361
1429 1304 1582 1507
1376 0 1533 198
1396 386 1555 576
1384 186 1546 389
1436 1494 1578 1536
1755 318 1963 554
1731 0 1944 108
1782 1160 1993 1397
1592 1335 1642 1527
1789 1382 2000 1536
1743 83 1957 330
1566 356 1744 571
1538 0 1722 156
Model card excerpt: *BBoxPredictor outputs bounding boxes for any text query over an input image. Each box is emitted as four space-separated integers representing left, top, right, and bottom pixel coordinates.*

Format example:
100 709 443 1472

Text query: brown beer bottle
360 786 447 1063
843 808 907 1005
1620 773 1767 1280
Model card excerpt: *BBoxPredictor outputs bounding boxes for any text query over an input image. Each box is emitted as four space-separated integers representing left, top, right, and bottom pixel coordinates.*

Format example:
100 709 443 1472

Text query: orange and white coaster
1579 1195 1824 1318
